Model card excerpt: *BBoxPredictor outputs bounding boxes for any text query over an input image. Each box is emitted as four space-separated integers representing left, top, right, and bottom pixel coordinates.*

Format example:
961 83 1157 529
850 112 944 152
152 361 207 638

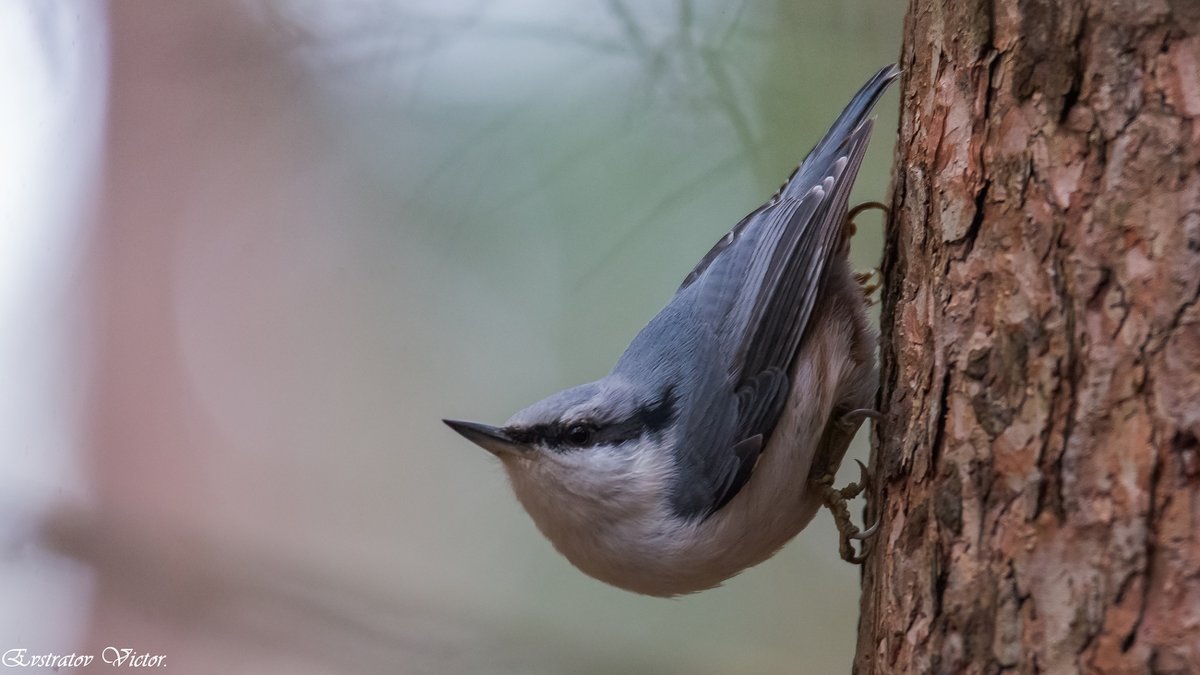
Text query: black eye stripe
504 422 596 447
506 386 677 451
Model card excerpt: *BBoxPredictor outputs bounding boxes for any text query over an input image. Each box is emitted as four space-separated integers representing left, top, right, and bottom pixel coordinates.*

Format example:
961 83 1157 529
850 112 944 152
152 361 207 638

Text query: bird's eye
563 423 594 446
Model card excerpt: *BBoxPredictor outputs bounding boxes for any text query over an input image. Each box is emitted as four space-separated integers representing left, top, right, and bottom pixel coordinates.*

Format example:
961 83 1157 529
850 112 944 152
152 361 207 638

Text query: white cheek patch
519 437 673 520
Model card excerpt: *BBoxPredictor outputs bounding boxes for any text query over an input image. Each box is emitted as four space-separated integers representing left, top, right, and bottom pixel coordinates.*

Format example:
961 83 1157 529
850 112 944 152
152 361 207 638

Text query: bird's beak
443 419 527 457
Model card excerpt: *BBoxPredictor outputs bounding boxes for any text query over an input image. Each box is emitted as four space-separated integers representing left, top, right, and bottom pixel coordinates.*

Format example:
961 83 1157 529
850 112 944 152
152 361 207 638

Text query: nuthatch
446 65 898 596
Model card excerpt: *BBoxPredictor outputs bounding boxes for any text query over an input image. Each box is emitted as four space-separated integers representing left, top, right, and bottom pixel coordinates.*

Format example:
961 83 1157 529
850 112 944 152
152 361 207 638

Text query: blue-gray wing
671 65 898 519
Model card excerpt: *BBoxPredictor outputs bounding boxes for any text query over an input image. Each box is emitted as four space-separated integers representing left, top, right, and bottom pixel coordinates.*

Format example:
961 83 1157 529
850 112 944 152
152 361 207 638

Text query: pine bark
856 0 1200 672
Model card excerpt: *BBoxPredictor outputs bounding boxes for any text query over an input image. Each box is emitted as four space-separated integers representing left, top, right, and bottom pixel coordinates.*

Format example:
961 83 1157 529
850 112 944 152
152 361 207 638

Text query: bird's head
443 377 679 532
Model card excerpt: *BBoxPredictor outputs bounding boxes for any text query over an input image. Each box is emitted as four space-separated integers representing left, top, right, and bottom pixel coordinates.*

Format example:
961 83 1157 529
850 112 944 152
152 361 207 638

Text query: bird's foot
843 200 888 240
840 407 883 427
812 459 879 564
854 268 882 306
848 200 889 220
845 200 888 304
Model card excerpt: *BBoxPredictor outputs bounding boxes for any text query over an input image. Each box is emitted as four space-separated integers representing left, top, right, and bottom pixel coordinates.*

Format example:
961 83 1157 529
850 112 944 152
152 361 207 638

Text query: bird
445 65 898 597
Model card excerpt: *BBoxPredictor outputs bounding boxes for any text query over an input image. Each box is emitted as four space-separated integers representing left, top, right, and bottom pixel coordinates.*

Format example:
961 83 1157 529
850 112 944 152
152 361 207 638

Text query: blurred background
1 1 900 673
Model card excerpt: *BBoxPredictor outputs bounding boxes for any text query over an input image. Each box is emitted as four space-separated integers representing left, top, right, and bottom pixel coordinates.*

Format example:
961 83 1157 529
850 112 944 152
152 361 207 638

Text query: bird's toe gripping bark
843 200 888 241
854 269 882 305
813 459 879 564
846 200 889 228
844 201 888 305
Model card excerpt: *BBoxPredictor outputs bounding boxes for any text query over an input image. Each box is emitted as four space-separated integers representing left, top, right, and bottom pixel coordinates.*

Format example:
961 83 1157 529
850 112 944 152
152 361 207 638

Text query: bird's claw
843 201 887 303
841 201 887 253
847 200 889 224
854 268 882 305
836 458 871 500
849 514 880 541
813 459 880 564
841 408 883 425
838 409 885 442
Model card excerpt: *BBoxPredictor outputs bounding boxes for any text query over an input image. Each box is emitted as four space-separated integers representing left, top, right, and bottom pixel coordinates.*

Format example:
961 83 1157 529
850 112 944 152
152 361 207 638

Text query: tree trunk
856 1 1200 673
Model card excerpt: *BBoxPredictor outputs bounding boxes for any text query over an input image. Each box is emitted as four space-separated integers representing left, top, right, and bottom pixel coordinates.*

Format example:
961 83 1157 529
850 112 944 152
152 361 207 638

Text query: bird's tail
778 64 900 201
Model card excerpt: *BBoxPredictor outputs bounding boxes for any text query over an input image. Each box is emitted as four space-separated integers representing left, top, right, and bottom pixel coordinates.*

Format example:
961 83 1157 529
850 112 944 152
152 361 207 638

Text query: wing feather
669 66 897 519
